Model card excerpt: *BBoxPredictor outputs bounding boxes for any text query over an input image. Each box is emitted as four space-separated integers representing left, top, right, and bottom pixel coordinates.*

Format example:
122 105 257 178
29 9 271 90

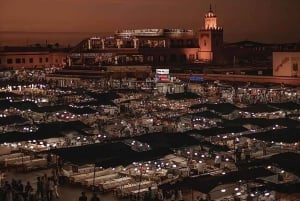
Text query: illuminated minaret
198 4 223 63
205 4 217 29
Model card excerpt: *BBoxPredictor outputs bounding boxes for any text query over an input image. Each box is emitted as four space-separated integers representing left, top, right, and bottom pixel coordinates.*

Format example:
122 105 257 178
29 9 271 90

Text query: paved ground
4 168 130 201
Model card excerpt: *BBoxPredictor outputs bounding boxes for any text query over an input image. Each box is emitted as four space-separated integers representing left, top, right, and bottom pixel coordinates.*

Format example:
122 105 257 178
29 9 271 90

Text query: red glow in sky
0 0 300 43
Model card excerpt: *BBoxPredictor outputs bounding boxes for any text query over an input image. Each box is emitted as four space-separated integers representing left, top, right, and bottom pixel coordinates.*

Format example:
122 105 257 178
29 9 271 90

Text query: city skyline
1 0 300 43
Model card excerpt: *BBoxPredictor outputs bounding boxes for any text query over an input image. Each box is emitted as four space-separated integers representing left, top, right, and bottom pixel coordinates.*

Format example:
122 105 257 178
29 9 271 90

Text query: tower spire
209 3 212 12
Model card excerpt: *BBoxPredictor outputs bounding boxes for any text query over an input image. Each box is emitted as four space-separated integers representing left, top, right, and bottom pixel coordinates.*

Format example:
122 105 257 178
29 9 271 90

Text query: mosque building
67 5 223 67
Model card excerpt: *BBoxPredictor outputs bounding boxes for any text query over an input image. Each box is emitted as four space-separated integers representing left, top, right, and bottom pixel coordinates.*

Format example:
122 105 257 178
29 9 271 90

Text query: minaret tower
205 4 217 29
198 4 223 63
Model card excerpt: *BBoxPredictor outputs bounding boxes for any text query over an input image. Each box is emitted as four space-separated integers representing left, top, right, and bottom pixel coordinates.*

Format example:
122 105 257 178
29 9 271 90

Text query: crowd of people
0 170 59 201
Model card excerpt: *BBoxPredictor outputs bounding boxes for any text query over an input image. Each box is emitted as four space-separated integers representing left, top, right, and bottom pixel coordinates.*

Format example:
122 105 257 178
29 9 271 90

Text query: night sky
1 0 300 43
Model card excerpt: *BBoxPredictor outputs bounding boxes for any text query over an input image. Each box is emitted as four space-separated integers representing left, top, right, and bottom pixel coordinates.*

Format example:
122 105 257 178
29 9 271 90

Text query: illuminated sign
189 76 204 82
156 69 169 75
156 74 170 82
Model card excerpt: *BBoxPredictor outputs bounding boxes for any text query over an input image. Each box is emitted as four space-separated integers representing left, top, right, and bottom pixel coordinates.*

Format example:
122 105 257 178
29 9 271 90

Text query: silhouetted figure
79 192 87 201
90 192 100 201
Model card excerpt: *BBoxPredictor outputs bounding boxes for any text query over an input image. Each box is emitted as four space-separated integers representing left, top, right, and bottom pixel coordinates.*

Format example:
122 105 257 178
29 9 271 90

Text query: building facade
68 6 222 67
198 5 223 62
0 47 69 70
273 52 300 77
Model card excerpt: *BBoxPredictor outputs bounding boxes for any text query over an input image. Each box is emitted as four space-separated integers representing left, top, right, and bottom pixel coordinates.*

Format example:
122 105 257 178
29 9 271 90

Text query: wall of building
0 52 68 69
273 52 300 77
173 73 300 86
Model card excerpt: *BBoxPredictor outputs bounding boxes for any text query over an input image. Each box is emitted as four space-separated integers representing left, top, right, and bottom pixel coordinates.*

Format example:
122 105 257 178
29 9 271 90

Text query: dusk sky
1 0 300 43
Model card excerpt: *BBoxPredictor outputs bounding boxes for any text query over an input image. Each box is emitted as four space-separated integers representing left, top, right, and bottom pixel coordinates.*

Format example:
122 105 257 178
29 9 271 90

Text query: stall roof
222 118 300 128
86 91 120 106
159 167 274 193
238 104 279 113
185 127 248 137
166 92 200 100
268 182 300 194
0 121 90 143
212 103 238 115
184 111 221 119
246 128 300 143
199 141 230 152
240 152 300 177
0 115 29 126
0 100 97 114
0 92 22 99
67 106 97 114
190 103 238 115
133 132 201 150
47 142 172 167
269 102 300 111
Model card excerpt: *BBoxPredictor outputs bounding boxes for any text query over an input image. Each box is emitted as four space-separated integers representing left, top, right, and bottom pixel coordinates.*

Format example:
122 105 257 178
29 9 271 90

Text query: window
29 58 33 63
45 58 48 62
55 59 58 63
22 58 25 63
0 59 1 64
159 56 165 62
147 56 154 62
16 58 21 64
204 40 207 46
7 59 13 64
292 63 298 71
189 54 195 61
39 58 43 63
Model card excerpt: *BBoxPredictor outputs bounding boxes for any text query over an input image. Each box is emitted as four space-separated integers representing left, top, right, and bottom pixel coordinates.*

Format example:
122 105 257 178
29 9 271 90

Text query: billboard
189 76 204 82
156 69 169 75
156 69 170 82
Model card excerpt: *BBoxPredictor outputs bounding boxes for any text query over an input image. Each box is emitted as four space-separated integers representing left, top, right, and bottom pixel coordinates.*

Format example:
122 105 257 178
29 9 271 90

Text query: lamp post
137 163 145 201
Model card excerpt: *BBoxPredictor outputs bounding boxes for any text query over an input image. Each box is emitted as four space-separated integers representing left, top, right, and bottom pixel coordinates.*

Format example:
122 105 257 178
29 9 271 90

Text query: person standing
79 192 87 201
90 192 100 201
35 177 43 200
47 177 55 201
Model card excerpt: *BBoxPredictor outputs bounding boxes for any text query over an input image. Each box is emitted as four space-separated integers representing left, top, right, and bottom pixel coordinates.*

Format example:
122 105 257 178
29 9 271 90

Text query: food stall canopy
269 102 300 111
185 127 248 137
239 104 279 113
134 133 201 150
44 133 200 167
240 152 300 177
222 118 299 128
46 142 172 167
0 115 29 126
247 128 300 143
166 92 199 100
190 103 238 115
0 121 90 143
159 167 274 193
183 111 221 119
